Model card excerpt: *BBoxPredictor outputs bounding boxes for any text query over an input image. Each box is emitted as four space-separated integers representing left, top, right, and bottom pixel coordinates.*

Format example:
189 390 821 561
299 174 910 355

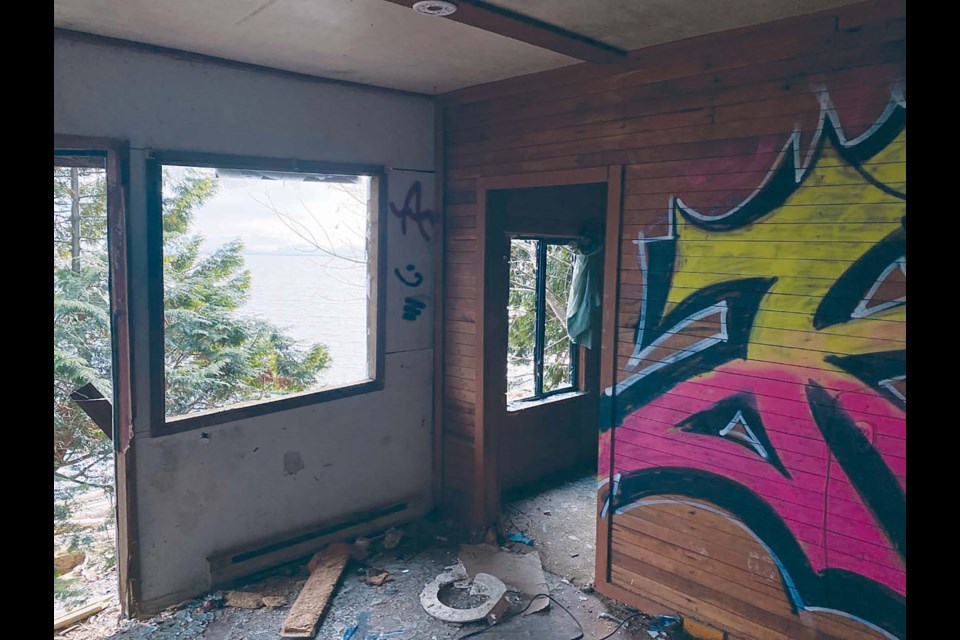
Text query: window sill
506 389 584 413
157 377 382 436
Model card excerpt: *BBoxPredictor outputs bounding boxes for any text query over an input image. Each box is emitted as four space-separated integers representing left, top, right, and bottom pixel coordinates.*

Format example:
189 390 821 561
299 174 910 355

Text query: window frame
507 235 580 404
146 150 387 435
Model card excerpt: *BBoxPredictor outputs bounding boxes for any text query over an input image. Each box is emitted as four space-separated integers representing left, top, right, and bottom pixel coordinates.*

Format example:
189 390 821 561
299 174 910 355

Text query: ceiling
54 0 864 95
485 0 864 52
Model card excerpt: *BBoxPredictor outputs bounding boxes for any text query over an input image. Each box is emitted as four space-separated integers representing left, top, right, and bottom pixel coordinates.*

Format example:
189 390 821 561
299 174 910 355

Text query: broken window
506 238 578 404
154 159 382 423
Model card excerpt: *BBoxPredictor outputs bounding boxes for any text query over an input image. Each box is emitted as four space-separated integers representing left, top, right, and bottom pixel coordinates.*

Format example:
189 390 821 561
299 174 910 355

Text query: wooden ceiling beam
382 0 628 64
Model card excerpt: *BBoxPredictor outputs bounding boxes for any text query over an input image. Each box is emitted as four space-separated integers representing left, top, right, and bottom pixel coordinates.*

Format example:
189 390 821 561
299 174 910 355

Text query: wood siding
440 1 905 637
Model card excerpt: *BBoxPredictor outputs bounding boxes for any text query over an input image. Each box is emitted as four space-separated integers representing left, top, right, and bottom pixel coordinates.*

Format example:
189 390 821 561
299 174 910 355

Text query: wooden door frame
54 134 140 617
473 167 623 592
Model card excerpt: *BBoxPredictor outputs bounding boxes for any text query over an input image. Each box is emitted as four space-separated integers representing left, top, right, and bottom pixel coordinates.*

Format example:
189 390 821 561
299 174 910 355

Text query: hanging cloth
565 235 602 349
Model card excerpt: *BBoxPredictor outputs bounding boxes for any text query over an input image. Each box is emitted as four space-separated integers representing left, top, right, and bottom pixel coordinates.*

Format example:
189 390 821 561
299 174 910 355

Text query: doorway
54 138 135 624
478 173 615 586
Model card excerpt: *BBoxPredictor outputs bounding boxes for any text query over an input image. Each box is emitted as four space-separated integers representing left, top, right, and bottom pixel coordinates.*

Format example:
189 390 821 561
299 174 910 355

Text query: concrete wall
54 33 437 610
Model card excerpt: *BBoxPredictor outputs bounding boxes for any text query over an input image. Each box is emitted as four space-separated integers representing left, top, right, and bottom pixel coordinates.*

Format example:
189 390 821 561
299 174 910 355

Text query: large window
153 157 382 426
506 238 578 404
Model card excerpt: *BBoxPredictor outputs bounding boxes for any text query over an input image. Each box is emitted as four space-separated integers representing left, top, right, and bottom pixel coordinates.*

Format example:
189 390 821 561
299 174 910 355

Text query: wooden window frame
145 150 388 436
506 236 580 404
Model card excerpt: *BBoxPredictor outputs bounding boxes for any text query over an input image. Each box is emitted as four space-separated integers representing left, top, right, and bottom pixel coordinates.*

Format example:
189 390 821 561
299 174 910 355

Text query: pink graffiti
606 359 905 596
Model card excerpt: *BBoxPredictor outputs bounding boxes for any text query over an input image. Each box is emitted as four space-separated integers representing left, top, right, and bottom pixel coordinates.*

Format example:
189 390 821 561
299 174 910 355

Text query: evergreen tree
506 240 575 397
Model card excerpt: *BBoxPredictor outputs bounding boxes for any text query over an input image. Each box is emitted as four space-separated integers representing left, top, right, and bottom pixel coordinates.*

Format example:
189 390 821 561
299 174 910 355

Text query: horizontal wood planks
611 500 891 640
441 1 906 636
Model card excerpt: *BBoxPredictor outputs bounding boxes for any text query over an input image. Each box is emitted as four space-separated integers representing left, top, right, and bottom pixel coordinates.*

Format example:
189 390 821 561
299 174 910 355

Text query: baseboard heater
208 497 424 589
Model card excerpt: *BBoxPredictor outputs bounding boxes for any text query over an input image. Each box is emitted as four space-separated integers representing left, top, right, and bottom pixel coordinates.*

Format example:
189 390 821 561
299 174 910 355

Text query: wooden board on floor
54 598 112 632
280 543 350 638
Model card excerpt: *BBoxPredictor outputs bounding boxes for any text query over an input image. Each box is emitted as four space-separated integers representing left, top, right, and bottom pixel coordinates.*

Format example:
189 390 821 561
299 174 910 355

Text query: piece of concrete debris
54 551 86 575
366 570 390 586
459 544 549 615
263 595 288 608
225 591 265 609
420 571 508 623
53 597 112 632
382 527 403 550
351 537 371 561
281 543 351 638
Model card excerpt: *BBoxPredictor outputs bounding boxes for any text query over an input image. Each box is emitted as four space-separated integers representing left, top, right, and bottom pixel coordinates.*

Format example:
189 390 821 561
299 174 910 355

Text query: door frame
473 166 623 589
54 134 140 617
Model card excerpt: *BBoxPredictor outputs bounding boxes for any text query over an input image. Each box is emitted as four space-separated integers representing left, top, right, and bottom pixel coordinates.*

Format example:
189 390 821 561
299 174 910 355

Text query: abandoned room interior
53 0 906 638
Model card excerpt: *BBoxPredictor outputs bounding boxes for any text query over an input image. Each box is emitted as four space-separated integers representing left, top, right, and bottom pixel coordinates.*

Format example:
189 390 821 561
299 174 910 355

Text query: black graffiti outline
390 181 437 241
824 350 906 410
601 276 775 430
677 394 791 479
814 225 905 330
605 468 906 639
394 263 424 287
806 380 906 561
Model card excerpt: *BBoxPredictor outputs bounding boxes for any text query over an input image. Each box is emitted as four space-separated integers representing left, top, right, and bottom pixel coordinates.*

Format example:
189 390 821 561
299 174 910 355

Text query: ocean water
240 253 369 388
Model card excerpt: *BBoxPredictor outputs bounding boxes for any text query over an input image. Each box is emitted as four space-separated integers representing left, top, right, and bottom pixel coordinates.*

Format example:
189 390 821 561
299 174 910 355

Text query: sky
163 166 371 256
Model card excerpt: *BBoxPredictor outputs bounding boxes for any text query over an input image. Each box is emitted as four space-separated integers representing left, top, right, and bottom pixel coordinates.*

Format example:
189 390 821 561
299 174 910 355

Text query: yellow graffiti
668 129 906 368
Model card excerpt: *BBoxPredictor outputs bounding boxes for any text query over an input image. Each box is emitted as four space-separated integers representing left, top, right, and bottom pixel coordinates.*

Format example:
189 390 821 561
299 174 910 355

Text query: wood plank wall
439 1 905 637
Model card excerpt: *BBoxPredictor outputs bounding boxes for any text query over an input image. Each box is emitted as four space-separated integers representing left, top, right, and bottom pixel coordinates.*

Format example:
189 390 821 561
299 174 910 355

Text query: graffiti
402 296 426 321
394 263 424 287
390 181 437 241
602 86 906 638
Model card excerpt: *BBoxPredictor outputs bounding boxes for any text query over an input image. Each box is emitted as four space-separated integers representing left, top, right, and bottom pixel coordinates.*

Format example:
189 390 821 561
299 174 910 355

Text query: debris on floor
364 569 391 586
54 598 112 633
501 474 598 588
647 614 681 637
350 537 371 561
55 551 87 576
420 569 508 623
194 592 225 613
56 475 687 640
225 591 266 609
281 543 351 637
506 532 534 546
382 527 403 550
459 543 550 615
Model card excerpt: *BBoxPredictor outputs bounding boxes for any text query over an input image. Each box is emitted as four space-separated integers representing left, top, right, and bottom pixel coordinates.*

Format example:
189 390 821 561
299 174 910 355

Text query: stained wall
54 32 437 611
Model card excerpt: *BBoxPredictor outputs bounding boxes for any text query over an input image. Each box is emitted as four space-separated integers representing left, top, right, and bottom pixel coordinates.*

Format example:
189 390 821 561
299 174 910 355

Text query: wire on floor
597 611 645 640
455 592 649 640
455 593 584 640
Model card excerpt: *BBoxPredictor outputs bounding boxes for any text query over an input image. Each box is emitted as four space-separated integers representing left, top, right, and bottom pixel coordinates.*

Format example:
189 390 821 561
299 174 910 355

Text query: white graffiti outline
608 300 728 397
719 410 768 460
851 257 906 320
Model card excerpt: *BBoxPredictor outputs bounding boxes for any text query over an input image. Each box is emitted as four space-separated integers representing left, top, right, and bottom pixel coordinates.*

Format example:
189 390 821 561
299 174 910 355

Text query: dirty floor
500 474 598 589
55 475 689 640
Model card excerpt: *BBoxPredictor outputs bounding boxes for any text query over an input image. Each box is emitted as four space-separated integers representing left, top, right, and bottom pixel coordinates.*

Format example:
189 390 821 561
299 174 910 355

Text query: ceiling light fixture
412 1 458 17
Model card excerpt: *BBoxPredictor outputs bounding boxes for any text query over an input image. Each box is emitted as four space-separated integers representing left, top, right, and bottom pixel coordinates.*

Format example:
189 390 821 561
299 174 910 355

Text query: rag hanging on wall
566 233 602 349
